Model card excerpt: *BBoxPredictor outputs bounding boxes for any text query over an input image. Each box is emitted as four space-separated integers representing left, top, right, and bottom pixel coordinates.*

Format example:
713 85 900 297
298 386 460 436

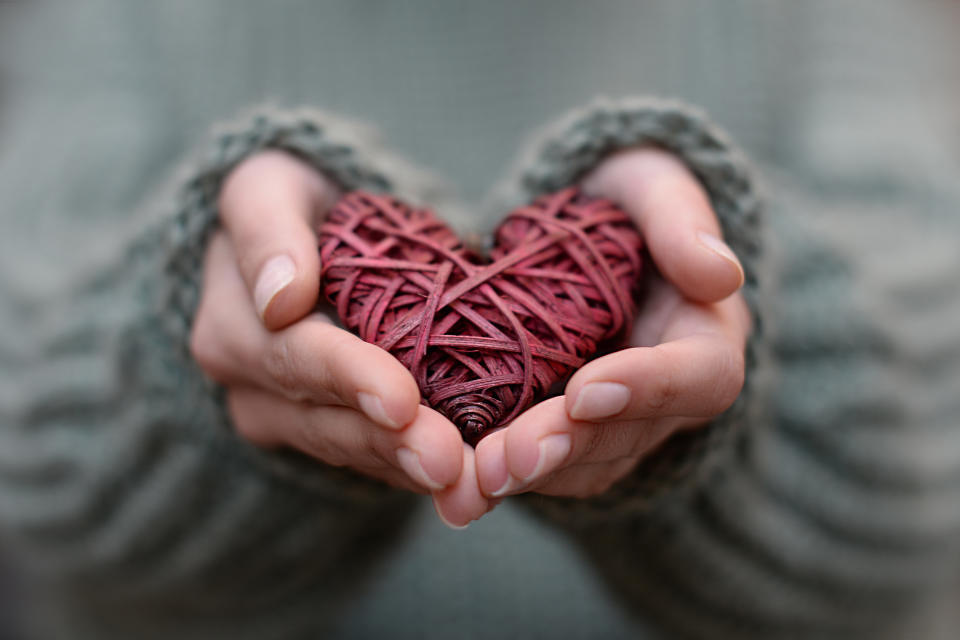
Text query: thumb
218 150 340 330
582 148 744 303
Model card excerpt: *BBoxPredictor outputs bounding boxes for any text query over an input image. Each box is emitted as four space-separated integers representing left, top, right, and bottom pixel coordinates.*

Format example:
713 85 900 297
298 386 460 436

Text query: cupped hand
475 148 752 499
189 152 494 523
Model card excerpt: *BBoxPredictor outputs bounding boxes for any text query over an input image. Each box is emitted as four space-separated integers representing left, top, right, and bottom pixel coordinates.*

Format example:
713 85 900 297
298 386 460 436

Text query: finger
487 397 575 495
478 294 751 498
523 456 639 498
432 443 497 529
218 150 340 329
477 421 634 499
191 231 264 385
190 232 421 430
262 315 422 429
227 389 463 492
475 428 510 497
581 147 744 302
482 397 680 497
566 294 749 423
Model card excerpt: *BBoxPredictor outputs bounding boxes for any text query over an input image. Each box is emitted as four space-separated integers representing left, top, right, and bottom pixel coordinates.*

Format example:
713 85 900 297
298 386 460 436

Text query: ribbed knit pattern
0 108 441 639
1 2 958 639
510 164 960 638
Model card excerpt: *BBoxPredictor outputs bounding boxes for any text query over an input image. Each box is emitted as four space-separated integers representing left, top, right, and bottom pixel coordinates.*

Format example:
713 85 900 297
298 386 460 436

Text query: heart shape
317 187 644 445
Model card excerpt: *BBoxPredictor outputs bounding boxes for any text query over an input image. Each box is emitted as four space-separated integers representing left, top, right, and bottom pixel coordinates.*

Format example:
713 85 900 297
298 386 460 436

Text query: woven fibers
318 188 643 444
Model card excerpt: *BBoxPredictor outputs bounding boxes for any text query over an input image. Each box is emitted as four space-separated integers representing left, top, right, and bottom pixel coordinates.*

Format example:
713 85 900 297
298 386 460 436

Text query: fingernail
396 447 445 491
523 433 572 483
697 231 745 288
254 255 296 318
569 382 631 420
432 496 469 531
358 392 401 429
490 474 520 498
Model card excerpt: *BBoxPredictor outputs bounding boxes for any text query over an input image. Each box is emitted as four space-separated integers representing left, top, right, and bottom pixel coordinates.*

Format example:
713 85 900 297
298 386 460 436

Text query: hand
475 148 751 499
189 151 478 503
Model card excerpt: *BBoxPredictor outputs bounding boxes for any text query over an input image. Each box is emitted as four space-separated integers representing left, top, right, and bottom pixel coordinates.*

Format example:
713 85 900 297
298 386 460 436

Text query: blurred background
1 1 958 638
1 1 957 289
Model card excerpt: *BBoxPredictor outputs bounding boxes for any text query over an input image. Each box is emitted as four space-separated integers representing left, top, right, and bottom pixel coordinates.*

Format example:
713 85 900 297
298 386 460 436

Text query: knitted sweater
1 2 958 639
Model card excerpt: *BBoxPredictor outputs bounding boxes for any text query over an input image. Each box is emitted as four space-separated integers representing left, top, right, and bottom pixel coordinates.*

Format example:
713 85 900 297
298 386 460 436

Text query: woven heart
317 187 643 445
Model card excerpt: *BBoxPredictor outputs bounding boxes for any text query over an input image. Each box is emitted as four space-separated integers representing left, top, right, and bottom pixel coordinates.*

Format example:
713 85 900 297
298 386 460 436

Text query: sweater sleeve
500 98 960 637
0 107 435 620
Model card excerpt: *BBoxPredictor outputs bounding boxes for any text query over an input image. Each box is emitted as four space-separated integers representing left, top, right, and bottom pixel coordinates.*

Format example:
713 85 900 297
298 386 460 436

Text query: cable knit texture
2 2 959 639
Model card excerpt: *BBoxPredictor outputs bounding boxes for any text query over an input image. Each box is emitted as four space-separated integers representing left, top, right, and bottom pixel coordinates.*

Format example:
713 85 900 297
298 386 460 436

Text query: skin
189 147 750 528
474 150 751 501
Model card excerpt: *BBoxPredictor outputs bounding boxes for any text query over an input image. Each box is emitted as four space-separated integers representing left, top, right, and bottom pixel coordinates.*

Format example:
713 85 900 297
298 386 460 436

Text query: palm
627 269 685 350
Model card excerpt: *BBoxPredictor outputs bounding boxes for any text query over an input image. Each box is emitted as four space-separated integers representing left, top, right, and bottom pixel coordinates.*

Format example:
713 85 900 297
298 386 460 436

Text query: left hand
474 148 752 499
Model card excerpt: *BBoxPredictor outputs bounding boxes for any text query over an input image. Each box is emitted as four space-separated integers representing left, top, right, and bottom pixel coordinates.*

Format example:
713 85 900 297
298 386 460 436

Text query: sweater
1 1 958 638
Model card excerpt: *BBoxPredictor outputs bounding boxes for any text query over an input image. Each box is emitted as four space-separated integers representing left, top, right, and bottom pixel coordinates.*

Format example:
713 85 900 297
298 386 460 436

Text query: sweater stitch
1 2 959 638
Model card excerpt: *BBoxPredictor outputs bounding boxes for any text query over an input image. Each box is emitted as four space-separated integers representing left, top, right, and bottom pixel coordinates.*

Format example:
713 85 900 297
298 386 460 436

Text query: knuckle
318 418 383 469
597 423 633 458
322 338 355 394
643 370 678 414
318 336 368 405
362 428 389 467
645 170 699 210
295 413 351 467
715 347 746 411
189 314 226 379
579 422 636 466
267 325 357 405
220 152 287 200
309 437 351 468
221 150 316 212
225 392 263 445
579 428 604 461
264 335 310 402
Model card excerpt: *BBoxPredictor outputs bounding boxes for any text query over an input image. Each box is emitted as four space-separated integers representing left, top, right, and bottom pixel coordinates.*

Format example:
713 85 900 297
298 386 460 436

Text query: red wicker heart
317 187 643 445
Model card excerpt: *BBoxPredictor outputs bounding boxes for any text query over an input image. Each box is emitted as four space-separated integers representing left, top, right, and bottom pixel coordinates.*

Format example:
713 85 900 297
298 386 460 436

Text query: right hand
189 151 490 513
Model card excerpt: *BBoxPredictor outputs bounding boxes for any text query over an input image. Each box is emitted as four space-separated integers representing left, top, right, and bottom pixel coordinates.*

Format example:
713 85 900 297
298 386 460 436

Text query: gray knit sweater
1 2 959 639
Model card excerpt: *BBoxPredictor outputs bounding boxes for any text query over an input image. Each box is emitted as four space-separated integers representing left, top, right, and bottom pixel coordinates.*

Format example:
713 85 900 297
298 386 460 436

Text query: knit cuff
503 97 765 520
153 106 439 495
